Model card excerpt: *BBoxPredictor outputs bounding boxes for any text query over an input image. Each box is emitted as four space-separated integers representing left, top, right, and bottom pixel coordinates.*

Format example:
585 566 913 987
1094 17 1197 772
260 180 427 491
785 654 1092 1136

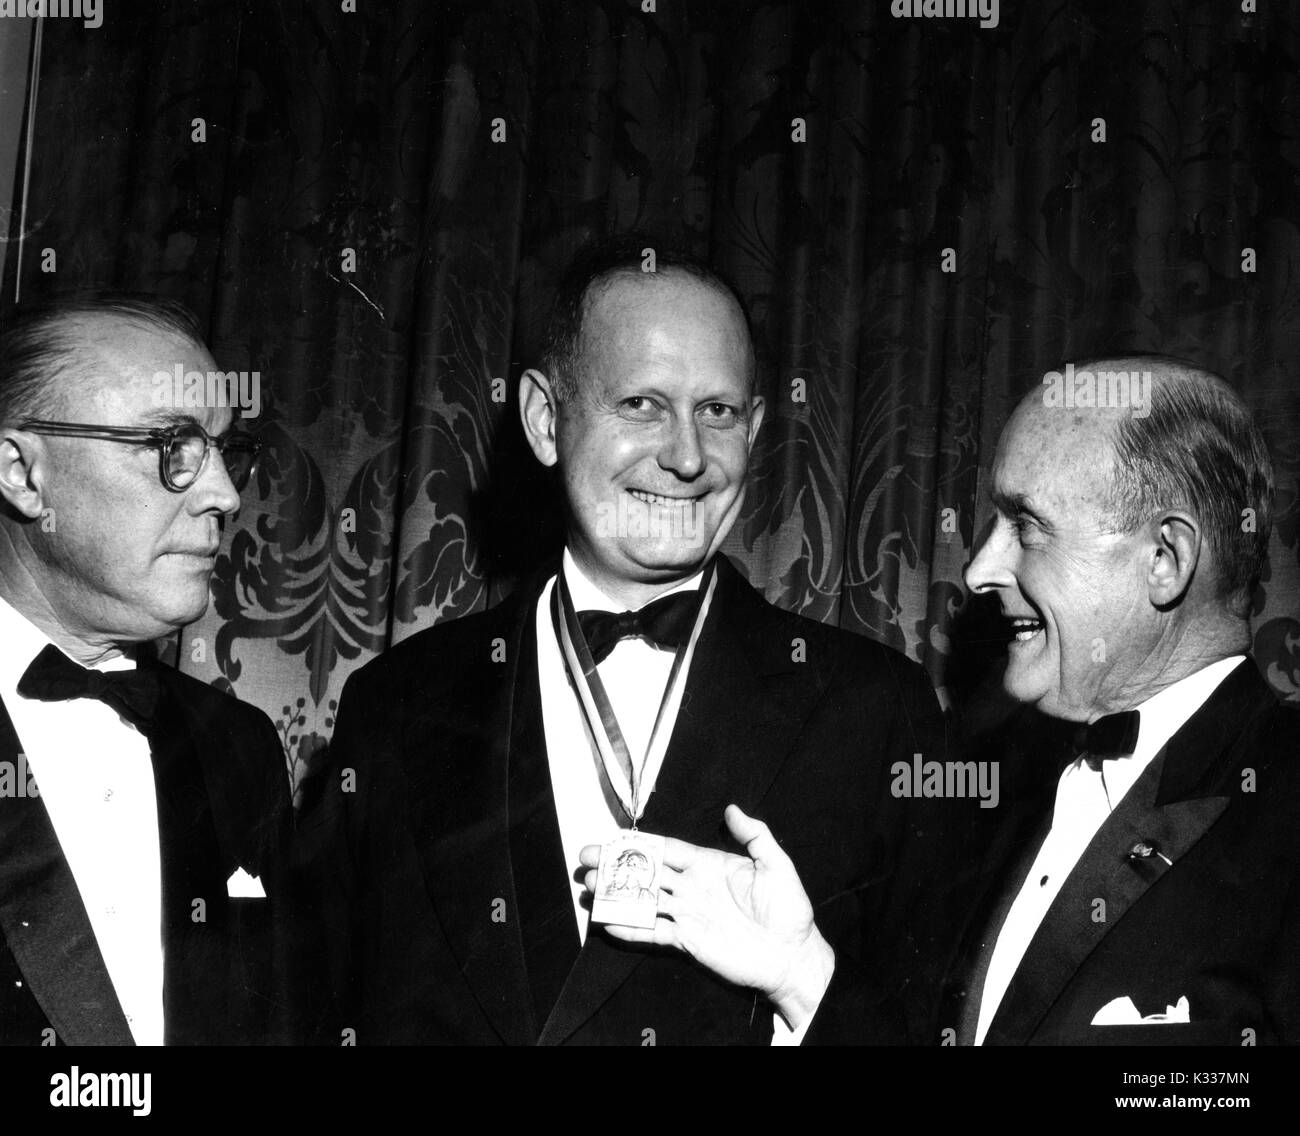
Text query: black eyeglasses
18 419 262 493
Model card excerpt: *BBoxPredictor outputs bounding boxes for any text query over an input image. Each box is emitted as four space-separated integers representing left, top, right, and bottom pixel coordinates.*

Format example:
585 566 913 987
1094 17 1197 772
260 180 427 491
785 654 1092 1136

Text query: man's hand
580 804 835 1031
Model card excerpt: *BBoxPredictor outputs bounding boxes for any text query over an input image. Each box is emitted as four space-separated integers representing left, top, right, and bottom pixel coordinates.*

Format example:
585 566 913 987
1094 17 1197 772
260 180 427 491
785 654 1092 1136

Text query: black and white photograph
0 0 1295 1117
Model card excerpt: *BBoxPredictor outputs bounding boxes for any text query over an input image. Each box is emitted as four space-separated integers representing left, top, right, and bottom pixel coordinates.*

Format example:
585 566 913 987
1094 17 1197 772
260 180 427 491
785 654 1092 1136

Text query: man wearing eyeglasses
0 292 290 1045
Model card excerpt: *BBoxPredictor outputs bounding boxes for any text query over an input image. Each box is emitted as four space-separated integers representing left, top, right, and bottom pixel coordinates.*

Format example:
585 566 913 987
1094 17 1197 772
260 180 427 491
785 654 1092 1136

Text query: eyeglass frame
15 418 262 494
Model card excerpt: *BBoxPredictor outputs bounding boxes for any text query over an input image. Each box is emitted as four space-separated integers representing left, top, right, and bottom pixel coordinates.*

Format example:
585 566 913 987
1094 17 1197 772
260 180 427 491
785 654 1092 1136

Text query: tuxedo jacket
940 659 1300 1046
0 659 292 1045
294 555 949 1045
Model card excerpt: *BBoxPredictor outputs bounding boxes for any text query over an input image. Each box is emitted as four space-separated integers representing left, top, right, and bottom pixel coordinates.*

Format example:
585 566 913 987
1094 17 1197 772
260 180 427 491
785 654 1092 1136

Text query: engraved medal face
591 830 666 930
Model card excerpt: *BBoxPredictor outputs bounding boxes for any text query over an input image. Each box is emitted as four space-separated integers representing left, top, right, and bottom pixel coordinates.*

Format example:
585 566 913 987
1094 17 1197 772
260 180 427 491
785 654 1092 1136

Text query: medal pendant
591 829 666 930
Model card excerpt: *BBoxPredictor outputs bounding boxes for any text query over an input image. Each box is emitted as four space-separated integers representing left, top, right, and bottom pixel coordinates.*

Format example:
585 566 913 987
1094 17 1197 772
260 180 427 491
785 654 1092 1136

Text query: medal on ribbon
552 563 718 929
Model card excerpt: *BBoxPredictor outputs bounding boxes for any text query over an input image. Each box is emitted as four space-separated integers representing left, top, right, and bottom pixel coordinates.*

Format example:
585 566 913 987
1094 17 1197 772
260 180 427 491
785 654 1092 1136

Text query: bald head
1014 356 1273 614
966 355 1271 719
538 237 757 405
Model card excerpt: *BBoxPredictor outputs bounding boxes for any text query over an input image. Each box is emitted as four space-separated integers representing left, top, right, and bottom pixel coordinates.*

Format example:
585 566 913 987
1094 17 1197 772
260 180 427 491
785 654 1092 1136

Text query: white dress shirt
0 596 165 1045
974 655 1246 1045
535 551 806 1044
536 551 703 942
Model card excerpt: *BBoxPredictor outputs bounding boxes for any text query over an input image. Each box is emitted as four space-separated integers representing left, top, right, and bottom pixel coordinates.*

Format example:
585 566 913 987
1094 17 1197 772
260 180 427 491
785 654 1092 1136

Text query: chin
149 591 212 632
1013 684 1082 723
1001 665 1046 710
627 544 713 577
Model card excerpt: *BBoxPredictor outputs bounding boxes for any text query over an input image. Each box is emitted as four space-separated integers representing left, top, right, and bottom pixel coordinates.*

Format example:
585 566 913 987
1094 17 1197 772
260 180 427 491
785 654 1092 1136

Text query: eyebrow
136 410 237 437
137 409 200 428
991 490 1052 527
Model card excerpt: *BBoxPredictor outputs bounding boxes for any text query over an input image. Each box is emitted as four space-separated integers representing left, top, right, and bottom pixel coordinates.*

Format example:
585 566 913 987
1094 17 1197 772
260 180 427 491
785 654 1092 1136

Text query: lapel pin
1126 839 1173 867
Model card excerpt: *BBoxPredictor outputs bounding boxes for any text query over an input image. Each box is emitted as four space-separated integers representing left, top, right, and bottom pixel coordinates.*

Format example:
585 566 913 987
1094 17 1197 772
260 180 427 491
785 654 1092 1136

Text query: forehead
992 398 1120 520
60 316 226 428
580 272 753 391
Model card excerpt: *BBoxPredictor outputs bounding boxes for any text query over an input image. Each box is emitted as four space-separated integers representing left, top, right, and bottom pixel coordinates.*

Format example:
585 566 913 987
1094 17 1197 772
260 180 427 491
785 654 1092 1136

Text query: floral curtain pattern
4 0 1298 790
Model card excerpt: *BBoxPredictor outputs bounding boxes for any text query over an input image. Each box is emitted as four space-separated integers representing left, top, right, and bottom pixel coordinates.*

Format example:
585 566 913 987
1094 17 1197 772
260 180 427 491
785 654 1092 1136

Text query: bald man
294 241 947 1045
943 355 1300 1045
0 293 290 1045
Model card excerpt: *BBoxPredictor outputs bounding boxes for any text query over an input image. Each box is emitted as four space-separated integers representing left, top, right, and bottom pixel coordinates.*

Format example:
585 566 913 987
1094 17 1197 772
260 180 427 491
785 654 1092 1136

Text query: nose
964 515 1016 594
187 447 241 517
657 413 706 480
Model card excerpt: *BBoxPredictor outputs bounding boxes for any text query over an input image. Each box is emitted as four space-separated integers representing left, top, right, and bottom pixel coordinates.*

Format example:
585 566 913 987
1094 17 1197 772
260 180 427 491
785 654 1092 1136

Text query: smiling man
0 293 290 1045
949 355 1300 1045
296 238 946 1045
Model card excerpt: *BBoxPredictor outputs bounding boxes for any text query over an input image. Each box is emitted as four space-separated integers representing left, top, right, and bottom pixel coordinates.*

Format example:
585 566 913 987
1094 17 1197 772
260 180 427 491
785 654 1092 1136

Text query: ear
0 430 47 520
518 369 560 468
1146 509 1200 607
746 394 765 449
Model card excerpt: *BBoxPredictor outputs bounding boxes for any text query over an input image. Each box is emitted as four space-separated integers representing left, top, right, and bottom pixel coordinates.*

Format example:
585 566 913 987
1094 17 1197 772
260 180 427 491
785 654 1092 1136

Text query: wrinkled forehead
992 396 1122 519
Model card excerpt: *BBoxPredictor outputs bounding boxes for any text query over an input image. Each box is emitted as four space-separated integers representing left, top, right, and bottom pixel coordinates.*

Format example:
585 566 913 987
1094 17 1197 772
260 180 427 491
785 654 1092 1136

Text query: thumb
724 804 790 868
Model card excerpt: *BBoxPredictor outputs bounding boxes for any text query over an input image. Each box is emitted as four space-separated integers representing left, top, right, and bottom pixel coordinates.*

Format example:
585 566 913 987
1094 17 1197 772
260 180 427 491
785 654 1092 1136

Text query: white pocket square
1091 995 1190 1025
226 868 266 898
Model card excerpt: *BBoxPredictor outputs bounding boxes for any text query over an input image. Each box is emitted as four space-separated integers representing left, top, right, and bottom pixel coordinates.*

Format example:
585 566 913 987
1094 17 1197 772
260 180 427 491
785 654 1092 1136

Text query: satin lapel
982 663 1268 1045
403 595 537 1046
538 556 833 1046
0 695 134 1045
145 673 234 1044
508 608 582 1031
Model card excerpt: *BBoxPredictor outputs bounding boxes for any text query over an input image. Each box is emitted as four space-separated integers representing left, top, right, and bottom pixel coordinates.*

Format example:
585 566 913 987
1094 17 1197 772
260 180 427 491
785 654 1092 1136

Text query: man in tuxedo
297 240 947 1045
0 294 290 1045
949 355 1300 1044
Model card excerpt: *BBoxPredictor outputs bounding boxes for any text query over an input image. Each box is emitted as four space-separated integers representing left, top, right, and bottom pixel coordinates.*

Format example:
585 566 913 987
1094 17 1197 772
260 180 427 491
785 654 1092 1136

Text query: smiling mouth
627 489 703 507
1008 615 1045 644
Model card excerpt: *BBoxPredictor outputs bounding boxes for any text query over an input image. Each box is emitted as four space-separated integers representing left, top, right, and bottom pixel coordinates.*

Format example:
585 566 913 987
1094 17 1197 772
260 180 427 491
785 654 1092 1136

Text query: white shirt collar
1074 654 1247 809
1126 654 1247 760
0 593 136 689
560 548 704 615
0 593 56 695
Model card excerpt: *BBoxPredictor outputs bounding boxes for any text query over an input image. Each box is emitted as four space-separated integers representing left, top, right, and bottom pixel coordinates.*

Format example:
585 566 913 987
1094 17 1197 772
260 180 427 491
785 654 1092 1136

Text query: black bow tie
1073 710 1141 765
18 644 163 735
577 590 701 665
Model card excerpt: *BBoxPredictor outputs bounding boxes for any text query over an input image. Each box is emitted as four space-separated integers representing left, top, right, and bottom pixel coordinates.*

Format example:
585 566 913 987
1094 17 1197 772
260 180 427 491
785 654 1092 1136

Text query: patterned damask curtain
3 0 1298 793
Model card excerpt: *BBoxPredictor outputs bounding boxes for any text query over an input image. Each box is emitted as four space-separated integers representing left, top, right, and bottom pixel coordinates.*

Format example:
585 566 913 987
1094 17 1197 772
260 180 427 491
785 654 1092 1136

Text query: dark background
3 0 1298 792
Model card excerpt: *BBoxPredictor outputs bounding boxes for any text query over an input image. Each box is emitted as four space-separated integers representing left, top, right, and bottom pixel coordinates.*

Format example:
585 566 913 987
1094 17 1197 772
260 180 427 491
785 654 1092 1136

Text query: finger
724 804 791 869
656 862 684 893
578 844 602 868
600 915 679 950
581 868 597 894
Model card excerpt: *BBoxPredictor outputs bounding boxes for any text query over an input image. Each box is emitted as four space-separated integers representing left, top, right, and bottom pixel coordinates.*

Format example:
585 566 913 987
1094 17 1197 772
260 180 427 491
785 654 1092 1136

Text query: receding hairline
1013 355 1243 442
26 310 212 420
585 263 748 319
51 307 209 374
1025 354 1237 405
57 307 206 352
575 266 756 376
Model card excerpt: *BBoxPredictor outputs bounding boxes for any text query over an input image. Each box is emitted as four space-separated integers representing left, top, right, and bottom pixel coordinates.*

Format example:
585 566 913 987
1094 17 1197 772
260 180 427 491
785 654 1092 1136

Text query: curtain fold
4 0 1297 791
